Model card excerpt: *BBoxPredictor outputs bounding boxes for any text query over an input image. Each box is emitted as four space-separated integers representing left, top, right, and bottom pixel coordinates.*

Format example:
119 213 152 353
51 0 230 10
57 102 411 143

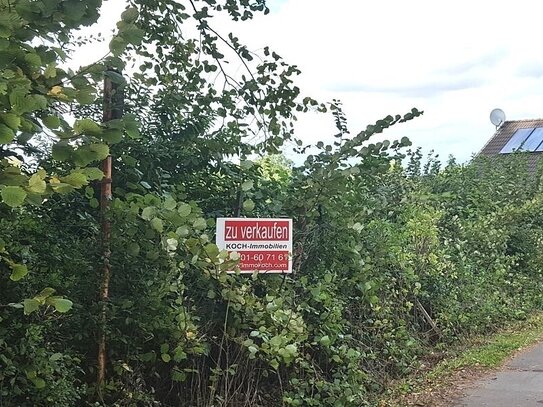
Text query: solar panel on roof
530 128 543 151
520 127 543 151
500 128 534 154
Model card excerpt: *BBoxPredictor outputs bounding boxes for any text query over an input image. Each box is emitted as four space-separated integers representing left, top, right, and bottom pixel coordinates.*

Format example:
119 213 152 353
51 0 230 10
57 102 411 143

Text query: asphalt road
455 341 543 406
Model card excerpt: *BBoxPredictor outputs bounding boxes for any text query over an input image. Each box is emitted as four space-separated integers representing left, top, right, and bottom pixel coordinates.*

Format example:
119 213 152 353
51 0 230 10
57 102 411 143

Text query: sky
76 0 543 163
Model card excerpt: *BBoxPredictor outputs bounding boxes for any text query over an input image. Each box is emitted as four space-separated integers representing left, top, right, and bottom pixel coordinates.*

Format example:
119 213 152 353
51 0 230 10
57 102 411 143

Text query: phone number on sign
234 250 290 271
238 252 289 262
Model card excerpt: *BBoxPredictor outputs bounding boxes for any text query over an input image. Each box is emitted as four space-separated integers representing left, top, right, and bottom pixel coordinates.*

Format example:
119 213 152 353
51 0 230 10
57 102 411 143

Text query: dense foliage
2 1 543 406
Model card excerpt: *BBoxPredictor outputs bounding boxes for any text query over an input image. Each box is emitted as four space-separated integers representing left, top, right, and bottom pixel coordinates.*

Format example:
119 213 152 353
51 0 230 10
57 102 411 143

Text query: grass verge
379 311 543 406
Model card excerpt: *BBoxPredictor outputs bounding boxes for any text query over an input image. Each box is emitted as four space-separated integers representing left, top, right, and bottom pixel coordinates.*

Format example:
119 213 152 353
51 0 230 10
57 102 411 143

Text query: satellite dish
490 108 506 127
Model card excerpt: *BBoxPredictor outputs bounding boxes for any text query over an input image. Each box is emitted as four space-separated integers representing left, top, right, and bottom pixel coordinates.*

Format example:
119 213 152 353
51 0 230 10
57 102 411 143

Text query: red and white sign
216 218 293 274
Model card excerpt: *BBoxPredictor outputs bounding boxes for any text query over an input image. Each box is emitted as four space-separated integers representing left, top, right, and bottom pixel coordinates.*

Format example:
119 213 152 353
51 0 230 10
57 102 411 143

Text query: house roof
478 119 543 173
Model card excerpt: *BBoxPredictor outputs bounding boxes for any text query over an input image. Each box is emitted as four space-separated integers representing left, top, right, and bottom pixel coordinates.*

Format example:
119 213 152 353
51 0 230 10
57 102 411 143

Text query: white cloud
70 0 543 164
228 0 543 162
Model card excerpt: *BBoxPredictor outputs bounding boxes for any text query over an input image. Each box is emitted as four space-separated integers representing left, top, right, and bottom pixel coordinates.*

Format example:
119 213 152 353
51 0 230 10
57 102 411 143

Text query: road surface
455 340 543 406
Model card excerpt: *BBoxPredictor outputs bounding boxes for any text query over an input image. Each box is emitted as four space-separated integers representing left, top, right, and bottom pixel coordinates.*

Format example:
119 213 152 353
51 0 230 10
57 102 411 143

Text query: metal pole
97 69 122 398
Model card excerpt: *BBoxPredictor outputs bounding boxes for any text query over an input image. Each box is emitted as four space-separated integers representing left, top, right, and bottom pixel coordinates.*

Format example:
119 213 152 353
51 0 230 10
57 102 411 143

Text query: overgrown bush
7 124 543 407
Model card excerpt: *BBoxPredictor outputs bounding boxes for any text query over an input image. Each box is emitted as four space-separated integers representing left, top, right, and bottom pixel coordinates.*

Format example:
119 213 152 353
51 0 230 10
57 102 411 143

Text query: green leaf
127 242 140 256
243 199 255 212
25 193 43 206
89 143 109 160
84 186 94 198
82 167 104 181
319 335 331 346
31 377 45 389
35 287 55 301
193 217 207 230
9 89 28 114
61 172 88 188
176 226 189 237
75 88 96 105
123 114 140 139
204 243 219 258
73 147 97 166
0 112 20 130
173 347 187 362
120 24 144 46
42 115 60 129
19 118 36 133
240 159 253 169
28 173 46 193
172 370 186 382
285 344 297 355
0 10 22 38
17 132 33 143
150 217 164 233
126 127 140 139
10 263 28 281
23 298 40 315
0 123 15 144
52 142 73 161
161 353 171 363
48 297 73 313
49 353 62 362
121 7 139 23
102 128 123 143
24 52 41 66
178 203 191 217
28 94 47 111
1 186 27 207
164 197 177 210
241 180 253 191
74 118 102 136
109 35 127 56
63 0 87 20
50 182 74 194
44 62 56 78
141 206 155 220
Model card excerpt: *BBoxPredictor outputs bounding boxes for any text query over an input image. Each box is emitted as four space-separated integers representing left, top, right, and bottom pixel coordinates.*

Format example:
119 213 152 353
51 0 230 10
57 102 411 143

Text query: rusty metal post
97 69 122 397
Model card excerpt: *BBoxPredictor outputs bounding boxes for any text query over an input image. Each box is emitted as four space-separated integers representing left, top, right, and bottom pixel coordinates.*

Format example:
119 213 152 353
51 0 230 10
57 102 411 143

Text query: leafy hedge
3 135 543 406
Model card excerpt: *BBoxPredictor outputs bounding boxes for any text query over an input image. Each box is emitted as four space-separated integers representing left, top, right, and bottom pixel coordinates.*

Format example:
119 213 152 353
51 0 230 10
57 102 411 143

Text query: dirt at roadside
379 320 543 407
386 366 487 407
396 337 543 406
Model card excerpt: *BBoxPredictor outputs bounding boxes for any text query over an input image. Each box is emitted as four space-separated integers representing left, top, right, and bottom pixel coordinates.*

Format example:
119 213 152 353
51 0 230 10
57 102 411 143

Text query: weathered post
97 68 123 398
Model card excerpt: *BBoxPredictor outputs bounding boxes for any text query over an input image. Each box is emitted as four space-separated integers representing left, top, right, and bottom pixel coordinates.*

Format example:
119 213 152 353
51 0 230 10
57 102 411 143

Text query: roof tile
479 119 543 155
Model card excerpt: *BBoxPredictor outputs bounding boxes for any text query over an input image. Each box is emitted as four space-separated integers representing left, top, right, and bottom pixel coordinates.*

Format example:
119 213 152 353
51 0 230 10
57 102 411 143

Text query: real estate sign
216 218 293 274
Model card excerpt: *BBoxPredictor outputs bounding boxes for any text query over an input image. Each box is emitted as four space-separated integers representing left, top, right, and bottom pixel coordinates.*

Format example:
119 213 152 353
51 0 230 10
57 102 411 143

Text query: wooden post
233 190 242 217
97 69 122 398
97 154 111 397
414 297 441 338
